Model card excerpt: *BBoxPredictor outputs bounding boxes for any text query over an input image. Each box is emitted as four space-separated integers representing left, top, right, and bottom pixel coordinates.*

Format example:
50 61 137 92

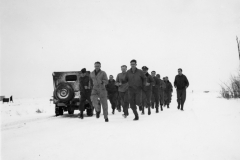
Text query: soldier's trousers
159 90 164 105
91 88 108 119
164 91 172 105
142 90 152 109
79 90 92 112
151 89 159 108
117 93 122 111
119 91 129 116
108 92 118 110
128 88 142 116
177 89 186 108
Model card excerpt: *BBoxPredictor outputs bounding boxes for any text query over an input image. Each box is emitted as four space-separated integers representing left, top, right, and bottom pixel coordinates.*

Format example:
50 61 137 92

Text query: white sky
1 0 240 98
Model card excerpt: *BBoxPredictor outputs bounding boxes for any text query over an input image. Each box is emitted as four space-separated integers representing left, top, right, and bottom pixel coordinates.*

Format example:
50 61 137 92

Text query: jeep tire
54 82 75 102
55 105 64 116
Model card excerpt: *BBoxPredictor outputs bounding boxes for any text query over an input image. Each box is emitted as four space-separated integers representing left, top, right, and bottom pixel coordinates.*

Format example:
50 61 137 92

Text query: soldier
116 65 129 118
174 68 189 111
90 62 109 122
151 71 160 113
162 77 166 107
79 68 93 119
116 92 122 112
106 75 118 114
86 71 91 77
156 74 166 111
86 70 94 114
164 76 173 108
141 66 154 115
10 96 13 103
124 59 146 120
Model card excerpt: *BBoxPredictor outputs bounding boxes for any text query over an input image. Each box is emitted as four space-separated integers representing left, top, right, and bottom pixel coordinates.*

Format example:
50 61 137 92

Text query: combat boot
156 107 159 113
151 102 154 109
160 105 163 111
96 111 100 118
133 115 139 121
122 114 127 118
177 103 180 110
133 109 139 121
112 109 115 114
180 103 184 111
79 111 84 119
141 107 145 115
148 107 151 115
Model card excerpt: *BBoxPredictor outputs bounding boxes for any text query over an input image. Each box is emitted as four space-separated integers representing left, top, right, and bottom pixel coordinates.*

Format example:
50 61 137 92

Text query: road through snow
1 92 240 160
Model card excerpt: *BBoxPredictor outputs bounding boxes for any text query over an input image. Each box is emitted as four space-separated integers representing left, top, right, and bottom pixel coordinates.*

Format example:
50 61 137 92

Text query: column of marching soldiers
78 59 189 122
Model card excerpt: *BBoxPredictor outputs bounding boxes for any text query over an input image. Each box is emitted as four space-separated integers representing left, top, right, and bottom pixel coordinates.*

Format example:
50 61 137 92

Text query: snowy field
1 91 240 160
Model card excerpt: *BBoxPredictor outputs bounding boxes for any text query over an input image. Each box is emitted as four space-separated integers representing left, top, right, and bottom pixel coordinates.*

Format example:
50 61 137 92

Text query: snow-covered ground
1 91 240 160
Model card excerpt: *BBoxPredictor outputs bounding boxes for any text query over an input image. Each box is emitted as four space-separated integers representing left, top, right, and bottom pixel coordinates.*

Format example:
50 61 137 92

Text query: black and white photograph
1 0 240 159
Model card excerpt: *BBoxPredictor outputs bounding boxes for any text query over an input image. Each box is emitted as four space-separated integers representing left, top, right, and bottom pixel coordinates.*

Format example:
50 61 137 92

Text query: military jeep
52 71 93 116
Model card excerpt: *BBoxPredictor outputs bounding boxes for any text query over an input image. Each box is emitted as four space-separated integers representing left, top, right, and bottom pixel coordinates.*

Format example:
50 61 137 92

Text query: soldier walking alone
124 59 146 120
174 68 189 111
116 65 129 118
90 62 109 122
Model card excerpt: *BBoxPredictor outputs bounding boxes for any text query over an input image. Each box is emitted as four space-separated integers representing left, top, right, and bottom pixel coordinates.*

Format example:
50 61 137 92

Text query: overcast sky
1 0 240 98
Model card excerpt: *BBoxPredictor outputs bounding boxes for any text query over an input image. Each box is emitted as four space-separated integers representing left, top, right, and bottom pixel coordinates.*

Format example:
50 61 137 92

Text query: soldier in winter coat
156 74 166 111
164 76 173 108
151 71 161 113
79 68 93 119
174 68 189 111
124 59 147 121
106 75 118 114
141 66 154 115
90 62 109 122
116 65 129 118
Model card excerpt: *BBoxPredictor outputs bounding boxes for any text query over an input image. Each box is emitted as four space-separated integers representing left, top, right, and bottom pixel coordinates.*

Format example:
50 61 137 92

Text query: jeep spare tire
54 83 74 102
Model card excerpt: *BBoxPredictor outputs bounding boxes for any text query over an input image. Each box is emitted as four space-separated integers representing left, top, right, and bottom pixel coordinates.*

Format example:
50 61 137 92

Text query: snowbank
1 97 54 126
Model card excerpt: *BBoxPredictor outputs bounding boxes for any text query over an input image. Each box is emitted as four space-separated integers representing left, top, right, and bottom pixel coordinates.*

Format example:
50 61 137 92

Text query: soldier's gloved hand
146 82 150 86
174 86 177 88
84 86 88 89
